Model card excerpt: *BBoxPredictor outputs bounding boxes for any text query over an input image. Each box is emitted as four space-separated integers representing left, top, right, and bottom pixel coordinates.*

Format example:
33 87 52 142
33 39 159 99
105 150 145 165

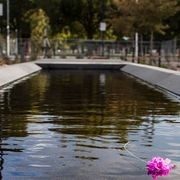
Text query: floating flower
146 157 175 180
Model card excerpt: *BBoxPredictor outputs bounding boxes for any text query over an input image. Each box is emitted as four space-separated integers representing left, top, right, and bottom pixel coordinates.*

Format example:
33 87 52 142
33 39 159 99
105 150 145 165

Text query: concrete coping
0 62 42 88
121 63 180 97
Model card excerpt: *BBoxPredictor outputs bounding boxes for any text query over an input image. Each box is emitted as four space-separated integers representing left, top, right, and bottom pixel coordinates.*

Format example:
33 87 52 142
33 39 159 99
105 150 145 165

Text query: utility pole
135 32 138 62
7 0 10 57
100 0 106 56
134 0 138 63
15 29 18 54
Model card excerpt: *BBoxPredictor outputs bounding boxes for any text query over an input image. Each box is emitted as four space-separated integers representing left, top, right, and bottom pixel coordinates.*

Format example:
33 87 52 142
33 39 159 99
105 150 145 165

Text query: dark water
0 70 179 180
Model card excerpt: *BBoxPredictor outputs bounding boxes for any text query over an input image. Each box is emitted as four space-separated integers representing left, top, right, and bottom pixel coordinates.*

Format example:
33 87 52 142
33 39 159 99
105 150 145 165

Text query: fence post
158 43 161 67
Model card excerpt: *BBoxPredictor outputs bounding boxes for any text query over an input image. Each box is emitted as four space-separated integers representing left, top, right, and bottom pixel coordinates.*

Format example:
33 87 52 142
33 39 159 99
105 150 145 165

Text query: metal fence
0 36 180 70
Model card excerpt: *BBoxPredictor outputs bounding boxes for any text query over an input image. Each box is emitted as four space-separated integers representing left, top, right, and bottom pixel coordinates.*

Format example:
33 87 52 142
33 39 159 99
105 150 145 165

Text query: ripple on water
0 70 180 179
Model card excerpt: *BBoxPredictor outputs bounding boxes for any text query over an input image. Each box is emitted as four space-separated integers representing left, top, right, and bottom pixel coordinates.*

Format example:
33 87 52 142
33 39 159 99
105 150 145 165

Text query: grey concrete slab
157 73 180 96
0 62 42 88
121 63 180 96
121 64 173 84
35 59 127 70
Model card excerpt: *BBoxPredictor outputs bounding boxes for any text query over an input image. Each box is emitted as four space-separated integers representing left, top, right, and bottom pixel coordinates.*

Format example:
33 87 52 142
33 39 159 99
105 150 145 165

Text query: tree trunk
140 34 144 60
150 31 154 53
150 31 154 65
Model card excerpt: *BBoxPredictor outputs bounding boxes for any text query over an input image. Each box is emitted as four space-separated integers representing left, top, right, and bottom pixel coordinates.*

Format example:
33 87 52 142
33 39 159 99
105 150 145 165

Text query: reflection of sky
99 73 106 87
127 114 180 178
23 112 180 178
1 71 180 179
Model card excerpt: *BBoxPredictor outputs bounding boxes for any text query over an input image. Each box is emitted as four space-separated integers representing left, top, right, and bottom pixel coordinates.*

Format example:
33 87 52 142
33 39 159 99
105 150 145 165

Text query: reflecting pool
0 70 179 179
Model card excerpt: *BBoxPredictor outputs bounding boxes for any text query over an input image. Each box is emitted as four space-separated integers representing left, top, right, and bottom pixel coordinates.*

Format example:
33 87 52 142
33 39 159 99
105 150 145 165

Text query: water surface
0 70 179 179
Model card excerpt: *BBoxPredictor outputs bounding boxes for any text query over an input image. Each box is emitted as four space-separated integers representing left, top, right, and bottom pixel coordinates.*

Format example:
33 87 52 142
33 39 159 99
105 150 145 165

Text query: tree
111 0 138 39
111 0 179 44
136 0 179 49
58 0 97 39
30 0 61 34
0 0 34 37
58 0 112 39
25 8 50 59
0 0 179 42
79 0 112 39
162 0 180 39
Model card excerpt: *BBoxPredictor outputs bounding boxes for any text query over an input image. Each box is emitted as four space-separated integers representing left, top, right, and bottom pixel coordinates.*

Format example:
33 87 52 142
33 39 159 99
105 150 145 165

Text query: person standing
42 36 51 58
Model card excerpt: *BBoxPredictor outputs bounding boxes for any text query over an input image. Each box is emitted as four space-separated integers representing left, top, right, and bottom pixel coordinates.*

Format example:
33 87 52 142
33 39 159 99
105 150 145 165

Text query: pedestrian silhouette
42 36 51 58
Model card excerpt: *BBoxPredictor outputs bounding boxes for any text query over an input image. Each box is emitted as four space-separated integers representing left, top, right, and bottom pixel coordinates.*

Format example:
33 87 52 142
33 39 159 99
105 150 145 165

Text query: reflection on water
0 70 180 179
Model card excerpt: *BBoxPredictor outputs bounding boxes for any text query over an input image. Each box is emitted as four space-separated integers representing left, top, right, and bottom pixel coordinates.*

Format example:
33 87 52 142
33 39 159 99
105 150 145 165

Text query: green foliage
94 27 117 40
51 26 72 51
105 28 117 40
163 0 180 38
30 0 61 33
25 9 50 43
111 0 179 38
0 0 179 41
136 0 179 34
59 0 111 39
24 8 50 59
70 21 86 39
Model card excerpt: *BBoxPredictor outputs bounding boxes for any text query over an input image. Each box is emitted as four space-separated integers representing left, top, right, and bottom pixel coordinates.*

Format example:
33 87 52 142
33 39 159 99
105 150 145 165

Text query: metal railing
0 36 179 70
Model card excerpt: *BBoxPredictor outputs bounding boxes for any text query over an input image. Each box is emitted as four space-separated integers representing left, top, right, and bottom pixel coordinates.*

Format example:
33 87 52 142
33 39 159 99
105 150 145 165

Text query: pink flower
146 157 175 180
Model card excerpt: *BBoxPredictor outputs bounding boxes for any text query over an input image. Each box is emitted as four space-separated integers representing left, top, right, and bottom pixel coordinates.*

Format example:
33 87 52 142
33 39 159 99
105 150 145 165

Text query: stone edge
0 62 42 88
121 63 180 97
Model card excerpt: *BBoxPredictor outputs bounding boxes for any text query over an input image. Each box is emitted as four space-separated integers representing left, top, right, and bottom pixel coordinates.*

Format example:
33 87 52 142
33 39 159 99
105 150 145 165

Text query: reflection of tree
0 152 3 179
0 92 5 179
141 116 156 146
0 70 179 170
0 82 35 178
40 70 180 146
1 70 178 156
7 73 50 115
1 89 29 138
0 115 4 179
